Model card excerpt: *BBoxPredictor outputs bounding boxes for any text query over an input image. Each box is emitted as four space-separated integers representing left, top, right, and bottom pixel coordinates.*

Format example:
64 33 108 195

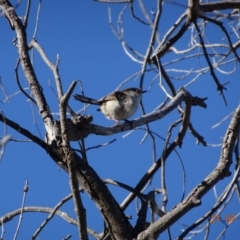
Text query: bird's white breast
100 93 141 120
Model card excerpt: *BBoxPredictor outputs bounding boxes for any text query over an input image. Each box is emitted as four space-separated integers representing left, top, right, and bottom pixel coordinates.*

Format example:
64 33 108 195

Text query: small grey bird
74 87 146 124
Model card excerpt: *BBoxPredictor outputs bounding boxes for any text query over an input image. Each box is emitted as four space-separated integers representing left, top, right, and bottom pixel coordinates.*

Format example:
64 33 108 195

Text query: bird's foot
124 119 133 129
112 121 124 131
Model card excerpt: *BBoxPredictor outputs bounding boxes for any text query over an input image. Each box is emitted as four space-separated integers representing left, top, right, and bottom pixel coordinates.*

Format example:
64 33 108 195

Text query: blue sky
0 0 239 239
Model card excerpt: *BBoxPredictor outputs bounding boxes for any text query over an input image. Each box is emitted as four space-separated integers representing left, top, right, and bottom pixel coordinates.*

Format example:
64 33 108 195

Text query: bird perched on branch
74 87 146 125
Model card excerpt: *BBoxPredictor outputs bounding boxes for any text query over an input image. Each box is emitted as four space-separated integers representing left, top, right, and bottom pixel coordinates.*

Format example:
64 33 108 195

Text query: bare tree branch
137 103 240 239
177 163 240 239
200 2 240 12
0 113 47 150
1 206 99 240
0 0 54 132
193 20 228 105
13 181 28 240
121 90 198 210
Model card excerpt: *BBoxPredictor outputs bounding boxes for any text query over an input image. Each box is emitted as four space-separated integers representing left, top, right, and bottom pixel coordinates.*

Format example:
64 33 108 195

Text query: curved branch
200 2 240 12
29 39 63 100
121 90 195 210
0 206 99 240
15 58 36 104
150 18 191 63
137 103 240 239
0 113 47 150
177 164 240 239
0 0 54 131
193 20 228 105
48 148 133 239
32 187 83 239
71 89 207 140
199 15 240 63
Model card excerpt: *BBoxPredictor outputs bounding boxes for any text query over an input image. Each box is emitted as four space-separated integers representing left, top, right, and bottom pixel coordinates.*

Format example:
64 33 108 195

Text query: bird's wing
114 91 127 101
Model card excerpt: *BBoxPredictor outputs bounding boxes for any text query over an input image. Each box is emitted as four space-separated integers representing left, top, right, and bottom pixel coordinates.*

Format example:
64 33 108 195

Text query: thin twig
32 188 84 240
32 0 42 38
23 0 30 28
86 139 116 151
0 76 9 100
188 122 207 146
159 12 187 47
193 20 228 105
159 60 176 97
204 218 211 240
1 207 99 239
138 0 163 163
63 234 72 240
129 1 149 25
121 91 193 210
59 81 77 145
13 181 29 240
151 19 191 62
0 111 11 162
199 14 240 63
15 58 36 104
161 119 182 211
29 40 63 101
0 113 47 150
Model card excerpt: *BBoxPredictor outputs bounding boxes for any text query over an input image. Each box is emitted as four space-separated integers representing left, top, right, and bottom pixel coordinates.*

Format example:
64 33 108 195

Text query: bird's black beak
141 90 147 94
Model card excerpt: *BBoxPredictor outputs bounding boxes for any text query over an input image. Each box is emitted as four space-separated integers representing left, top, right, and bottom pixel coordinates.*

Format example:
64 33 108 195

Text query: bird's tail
73 94 100 105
